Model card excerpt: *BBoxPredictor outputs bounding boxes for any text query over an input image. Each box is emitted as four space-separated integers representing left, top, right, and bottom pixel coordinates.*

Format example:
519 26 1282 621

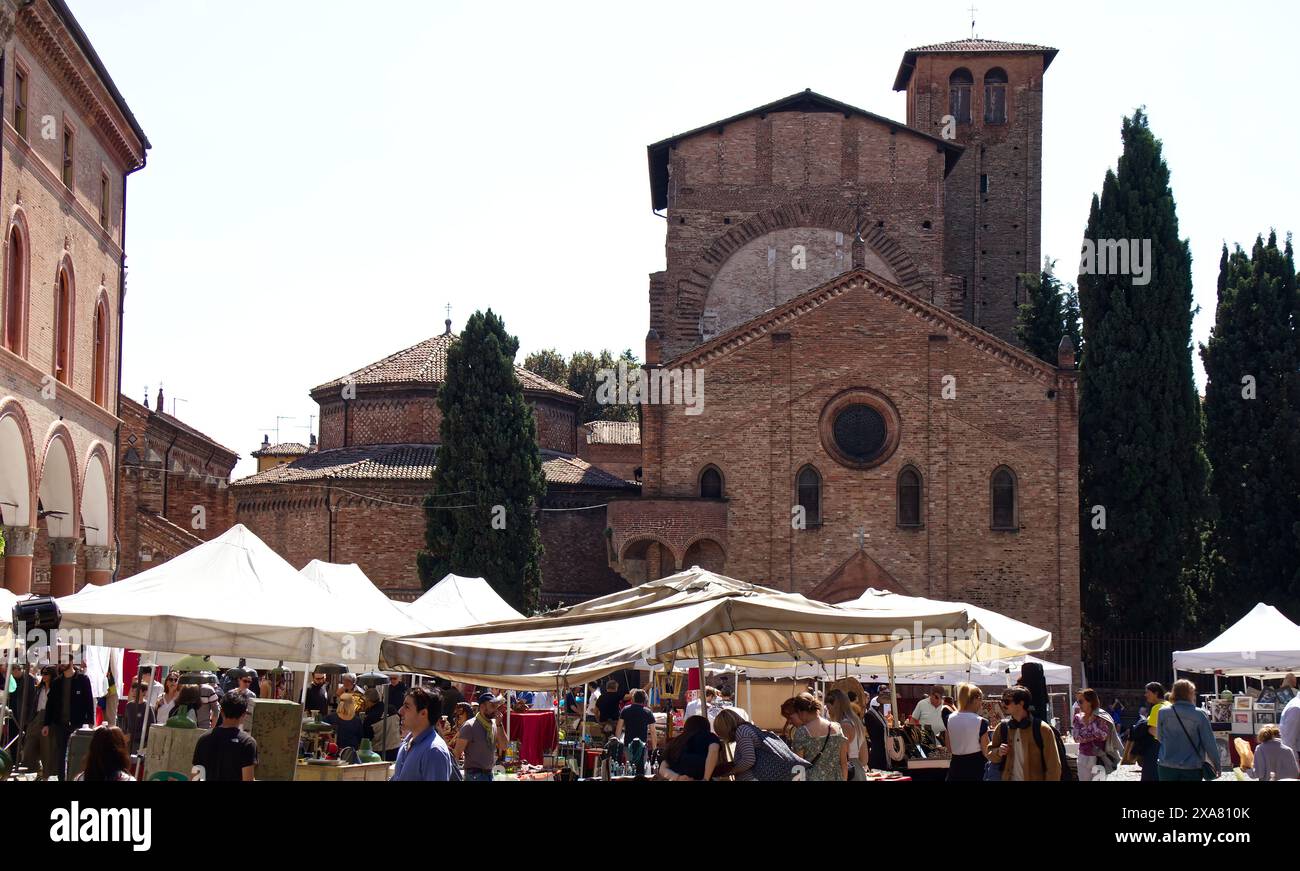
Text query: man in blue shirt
391 686 455 781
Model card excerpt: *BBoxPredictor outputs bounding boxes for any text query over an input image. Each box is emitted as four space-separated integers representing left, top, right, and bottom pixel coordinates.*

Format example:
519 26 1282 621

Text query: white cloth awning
1173 603 1300 676
381 568 969 690
742 654 1073 687
55 525 390 664
401 574 524 630
299 560 432 638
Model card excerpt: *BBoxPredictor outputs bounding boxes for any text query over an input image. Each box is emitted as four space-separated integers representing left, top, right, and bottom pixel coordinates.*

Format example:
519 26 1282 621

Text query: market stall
381 567 970 779
401 573 524 630
1173 602 1300 678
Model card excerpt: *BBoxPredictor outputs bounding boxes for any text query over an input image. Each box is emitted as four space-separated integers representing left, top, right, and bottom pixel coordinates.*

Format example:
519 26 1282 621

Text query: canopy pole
886 654 898 731
1213 674 1219 696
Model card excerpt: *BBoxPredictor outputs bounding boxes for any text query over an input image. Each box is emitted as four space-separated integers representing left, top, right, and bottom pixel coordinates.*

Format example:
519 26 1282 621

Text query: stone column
48 537 79 597
2 526 37 595
84 545 116 586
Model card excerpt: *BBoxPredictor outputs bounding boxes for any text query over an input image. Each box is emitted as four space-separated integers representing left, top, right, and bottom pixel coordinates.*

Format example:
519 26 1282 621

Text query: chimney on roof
143 386 150 410
261 434 270 448
309 433 317 448
156 385 164 414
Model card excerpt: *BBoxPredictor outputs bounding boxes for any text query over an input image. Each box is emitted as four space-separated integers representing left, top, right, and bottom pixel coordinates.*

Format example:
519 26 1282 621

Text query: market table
508 710 558 765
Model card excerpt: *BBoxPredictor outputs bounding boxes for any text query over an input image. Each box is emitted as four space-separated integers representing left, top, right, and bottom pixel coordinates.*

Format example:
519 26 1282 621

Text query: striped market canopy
379 568 970 690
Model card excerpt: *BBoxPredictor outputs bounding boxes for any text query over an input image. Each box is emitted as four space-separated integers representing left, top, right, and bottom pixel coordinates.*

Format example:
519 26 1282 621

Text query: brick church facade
610 38 1081 670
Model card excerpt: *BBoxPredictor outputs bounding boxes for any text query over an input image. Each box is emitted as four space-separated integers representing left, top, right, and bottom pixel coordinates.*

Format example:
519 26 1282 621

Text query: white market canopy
742 654 1073 687
55 525 390 664
401 573 524 630
1173 603 1300 677
299 559 433 638
380 568 970 690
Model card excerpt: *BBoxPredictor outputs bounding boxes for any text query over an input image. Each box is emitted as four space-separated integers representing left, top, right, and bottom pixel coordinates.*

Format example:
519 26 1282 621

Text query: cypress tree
1199 233 1300 623
1015 259 1082 365
1077 109 1209 632
416 310 546 612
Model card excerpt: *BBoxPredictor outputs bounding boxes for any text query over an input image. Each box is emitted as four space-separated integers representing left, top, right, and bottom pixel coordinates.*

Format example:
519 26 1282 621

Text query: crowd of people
7 656 1297 783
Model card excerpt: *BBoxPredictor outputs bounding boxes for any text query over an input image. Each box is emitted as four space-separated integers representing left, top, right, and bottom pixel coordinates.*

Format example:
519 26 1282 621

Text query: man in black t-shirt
192 691 258 781
595 680 623 727
615 690 657 754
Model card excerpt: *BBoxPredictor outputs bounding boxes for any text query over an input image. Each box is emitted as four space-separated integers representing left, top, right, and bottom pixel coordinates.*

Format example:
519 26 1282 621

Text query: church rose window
818 389 900 470
833 405 887 464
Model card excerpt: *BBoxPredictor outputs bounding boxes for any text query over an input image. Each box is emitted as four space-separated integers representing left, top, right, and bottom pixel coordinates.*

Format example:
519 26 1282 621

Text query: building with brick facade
0 0 148 595
115 388 238 580
251 435 315 473
612 38 1082 671
233 326 637 605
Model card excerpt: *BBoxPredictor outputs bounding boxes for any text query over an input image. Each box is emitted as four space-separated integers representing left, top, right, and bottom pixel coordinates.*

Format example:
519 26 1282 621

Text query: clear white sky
68 0 1299 478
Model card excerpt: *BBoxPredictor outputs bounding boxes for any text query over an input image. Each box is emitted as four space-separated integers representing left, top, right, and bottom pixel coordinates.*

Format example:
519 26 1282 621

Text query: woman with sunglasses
152 671 182 723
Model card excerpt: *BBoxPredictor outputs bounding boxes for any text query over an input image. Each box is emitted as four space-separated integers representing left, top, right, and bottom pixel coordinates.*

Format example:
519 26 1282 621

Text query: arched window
54 269 72 384
984 68 1008 125
92 299 108 406
948 68 973 124
3 227 25 354
991 466 1017 530
897 466 922 527
699 466 723 499
796 465 821 527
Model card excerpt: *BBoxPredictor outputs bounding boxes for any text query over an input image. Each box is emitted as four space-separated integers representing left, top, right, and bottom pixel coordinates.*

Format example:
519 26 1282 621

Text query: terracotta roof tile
894 38 1058 90
251 442 313 458
232 444 636 490
311 333 578 399
583 420 641 446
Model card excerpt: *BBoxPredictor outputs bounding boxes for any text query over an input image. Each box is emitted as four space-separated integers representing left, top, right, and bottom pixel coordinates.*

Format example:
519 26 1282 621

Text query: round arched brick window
818 388 901 470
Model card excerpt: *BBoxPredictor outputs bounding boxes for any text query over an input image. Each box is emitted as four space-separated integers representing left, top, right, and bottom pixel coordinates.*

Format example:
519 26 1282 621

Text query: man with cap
452 692 508 781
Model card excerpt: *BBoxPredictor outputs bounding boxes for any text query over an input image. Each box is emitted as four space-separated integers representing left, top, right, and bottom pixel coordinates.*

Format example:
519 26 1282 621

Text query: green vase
356 738 382 764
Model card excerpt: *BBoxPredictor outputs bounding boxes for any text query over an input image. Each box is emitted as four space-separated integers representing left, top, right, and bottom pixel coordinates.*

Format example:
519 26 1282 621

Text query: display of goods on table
863 770 910 781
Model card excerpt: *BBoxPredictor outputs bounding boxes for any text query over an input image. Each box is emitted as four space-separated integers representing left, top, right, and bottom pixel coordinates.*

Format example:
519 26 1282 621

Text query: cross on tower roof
968 4 978 37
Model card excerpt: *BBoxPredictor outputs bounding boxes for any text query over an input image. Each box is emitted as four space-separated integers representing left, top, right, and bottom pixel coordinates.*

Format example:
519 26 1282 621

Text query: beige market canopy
299 560 433 637
380 568 970 690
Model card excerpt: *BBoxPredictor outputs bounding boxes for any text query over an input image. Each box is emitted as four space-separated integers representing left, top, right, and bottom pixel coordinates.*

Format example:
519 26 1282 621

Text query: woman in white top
827 689 869 780
944 683 990 782
152 670 181 724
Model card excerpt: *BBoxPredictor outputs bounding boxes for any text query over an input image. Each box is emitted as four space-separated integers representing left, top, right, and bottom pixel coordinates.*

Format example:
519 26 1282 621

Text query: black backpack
997 718 1074 782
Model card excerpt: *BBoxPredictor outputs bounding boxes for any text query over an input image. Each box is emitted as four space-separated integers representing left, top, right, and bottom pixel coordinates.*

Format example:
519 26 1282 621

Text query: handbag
1171 707 1217 781
743 724 811 781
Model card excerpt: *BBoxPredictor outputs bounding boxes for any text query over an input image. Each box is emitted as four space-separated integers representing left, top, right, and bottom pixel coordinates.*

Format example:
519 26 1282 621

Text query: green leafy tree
417 310 545 612
522 348 569 386
566 348 641 424
1199 233 1300 625
1077 109 1209 633
1015 259 1082 365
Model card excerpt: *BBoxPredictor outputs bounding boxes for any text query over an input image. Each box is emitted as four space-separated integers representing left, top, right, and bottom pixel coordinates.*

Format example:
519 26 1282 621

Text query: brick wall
652 111 949 360
903 52 1047 343
637 271 1080 672
576 441 639 482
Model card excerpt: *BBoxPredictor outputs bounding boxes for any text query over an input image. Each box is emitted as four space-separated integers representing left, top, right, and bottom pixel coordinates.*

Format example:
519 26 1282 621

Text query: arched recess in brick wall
0 398 36 527
620 536 677 586
674 203 927 342
37 425 80 541
3 209 31 357
682 536 726 574
80 443 113 547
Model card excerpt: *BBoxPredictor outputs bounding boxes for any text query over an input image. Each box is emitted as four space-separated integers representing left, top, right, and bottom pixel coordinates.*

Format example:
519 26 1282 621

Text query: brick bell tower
894 38 1057 343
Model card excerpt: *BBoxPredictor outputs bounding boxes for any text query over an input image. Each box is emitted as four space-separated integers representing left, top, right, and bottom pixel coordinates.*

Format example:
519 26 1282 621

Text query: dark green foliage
1015 259 1082 365
416 310 546 613
525 347 641 424
1077 109 1209 632
1199 233 1300 626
